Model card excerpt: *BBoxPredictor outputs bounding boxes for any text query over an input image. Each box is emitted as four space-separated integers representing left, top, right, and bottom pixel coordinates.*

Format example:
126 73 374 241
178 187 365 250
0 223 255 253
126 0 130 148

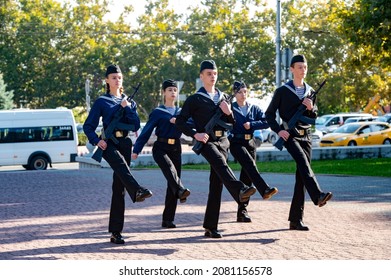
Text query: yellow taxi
319 121 391 147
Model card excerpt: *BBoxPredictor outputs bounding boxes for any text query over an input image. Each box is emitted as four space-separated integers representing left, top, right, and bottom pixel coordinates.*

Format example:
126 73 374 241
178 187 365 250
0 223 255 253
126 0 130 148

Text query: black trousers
102 136 141 233
229 137 270 195
284 136 322 222
200 136 245 230
152 140 184 222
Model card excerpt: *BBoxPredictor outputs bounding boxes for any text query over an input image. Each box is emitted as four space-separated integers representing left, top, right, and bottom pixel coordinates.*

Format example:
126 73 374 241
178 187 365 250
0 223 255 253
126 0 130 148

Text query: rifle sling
215 119 233 130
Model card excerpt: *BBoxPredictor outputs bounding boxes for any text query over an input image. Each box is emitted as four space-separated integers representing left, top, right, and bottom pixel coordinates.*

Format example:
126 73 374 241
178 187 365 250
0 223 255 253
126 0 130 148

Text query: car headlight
335 137 347 142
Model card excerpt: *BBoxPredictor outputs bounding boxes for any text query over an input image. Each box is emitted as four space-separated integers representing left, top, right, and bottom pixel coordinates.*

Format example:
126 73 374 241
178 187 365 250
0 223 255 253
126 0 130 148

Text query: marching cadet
265 54 333 231
132 79 191 229
175 60 257 238
83 64 153 244
229 81 278 223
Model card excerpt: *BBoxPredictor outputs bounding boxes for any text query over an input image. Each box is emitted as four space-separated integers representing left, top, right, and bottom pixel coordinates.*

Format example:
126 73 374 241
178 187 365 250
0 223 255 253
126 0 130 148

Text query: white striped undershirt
295 86 305 99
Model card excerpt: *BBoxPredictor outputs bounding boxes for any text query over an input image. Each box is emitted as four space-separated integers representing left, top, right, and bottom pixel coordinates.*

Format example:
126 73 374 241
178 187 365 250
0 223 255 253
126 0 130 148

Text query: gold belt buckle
115 131 123 137
167 138 175 144
299 130 304 136
245 134 251 140
215 130 222 137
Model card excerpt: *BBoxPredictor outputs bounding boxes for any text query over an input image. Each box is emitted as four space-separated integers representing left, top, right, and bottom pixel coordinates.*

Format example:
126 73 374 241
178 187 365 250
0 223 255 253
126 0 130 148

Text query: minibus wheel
29 156 48 170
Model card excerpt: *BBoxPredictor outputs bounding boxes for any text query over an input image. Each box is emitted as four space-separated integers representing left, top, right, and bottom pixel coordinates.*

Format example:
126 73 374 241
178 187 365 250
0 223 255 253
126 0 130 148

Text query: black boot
237 203 252 222
289 220 309 231
110 232 125 244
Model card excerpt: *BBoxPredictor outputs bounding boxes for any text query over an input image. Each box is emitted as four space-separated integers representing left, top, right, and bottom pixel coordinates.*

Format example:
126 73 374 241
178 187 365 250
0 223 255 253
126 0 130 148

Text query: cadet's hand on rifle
170 117 176 124
121 97 129 108
278 130 290 141
97 139 107 150
302 98 313 110
219 101 232 115
121 98 136 108
243 122 251 130
194 132 209 143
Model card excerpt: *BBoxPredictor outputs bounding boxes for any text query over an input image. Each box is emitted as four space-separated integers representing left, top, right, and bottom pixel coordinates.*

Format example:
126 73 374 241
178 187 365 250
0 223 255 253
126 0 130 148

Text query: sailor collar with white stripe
196 87 225 103
233 102 253 116
98 92 127 103
283 80 313 98
155 105 180 115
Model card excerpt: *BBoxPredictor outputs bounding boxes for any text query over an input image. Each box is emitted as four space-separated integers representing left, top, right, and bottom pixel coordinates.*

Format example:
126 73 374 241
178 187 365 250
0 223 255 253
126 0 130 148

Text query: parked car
253 128 271 147
311 128 323 147
344 116 378 124
316 113 373 135
319 121 391 147
267 130 278 145
377 113 391 124
315 114 334 130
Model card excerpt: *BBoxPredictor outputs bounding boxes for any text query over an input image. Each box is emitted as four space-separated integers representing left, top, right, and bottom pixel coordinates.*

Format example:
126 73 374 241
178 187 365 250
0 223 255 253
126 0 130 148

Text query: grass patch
180 157 391 177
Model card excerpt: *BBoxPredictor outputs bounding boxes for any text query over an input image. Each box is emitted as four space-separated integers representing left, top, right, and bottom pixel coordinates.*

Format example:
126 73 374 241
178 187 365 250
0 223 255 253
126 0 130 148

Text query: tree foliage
338 0 390 114
0 0 389 119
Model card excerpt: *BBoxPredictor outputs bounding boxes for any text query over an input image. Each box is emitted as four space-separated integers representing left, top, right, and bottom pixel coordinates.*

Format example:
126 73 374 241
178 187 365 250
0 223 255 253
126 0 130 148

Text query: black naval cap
105 64 122 77
290 54 307 67
162 79 178 90
200 59 217 73
233 81 247 93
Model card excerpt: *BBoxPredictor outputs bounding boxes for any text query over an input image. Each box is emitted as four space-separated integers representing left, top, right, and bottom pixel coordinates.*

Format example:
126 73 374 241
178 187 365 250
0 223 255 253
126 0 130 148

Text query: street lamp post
85 78 91 113
276 0 282 88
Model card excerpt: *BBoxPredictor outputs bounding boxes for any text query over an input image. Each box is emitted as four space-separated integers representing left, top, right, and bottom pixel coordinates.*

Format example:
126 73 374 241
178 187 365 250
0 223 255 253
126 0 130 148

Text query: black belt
233 133 253 140
157 137 179 144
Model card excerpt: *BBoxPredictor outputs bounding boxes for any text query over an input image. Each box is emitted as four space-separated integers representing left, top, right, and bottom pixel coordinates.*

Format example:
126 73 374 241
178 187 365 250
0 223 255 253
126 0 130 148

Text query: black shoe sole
236 217 252 223
136 191 153 202
110 238 125 244
204 231 223 238
289 225 309 231
162 222 176 228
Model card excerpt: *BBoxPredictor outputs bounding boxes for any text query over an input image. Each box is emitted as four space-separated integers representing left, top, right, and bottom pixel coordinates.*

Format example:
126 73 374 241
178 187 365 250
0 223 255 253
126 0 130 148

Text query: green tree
120 0 188 118
281 0 352 114
341 0 390 67
0 0 134 109
1 0 389 116
339 0 390 113
0 73 14 109
182 0 275 95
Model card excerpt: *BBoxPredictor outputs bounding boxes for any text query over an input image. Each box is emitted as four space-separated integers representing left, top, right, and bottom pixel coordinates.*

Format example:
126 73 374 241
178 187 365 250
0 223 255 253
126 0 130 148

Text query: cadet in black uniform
176 60 257 238
265 55 333 231
229 81 278 223
83 64 153 244
132 79 190 229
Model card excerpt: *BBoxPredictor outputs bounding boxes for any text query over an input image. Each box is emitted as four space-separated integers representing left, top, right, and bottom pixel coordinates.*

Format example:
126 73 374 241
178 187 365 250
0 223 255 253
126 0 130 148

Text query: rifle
92 82 142 162
192 94 234 155
274 80 326 151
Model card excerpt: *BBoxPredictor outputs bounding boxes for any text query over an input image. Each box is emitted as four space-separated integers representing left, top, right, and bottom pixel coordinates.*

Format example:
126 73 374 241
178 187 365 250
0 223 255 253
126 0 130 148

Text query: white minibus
0 108 78 170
